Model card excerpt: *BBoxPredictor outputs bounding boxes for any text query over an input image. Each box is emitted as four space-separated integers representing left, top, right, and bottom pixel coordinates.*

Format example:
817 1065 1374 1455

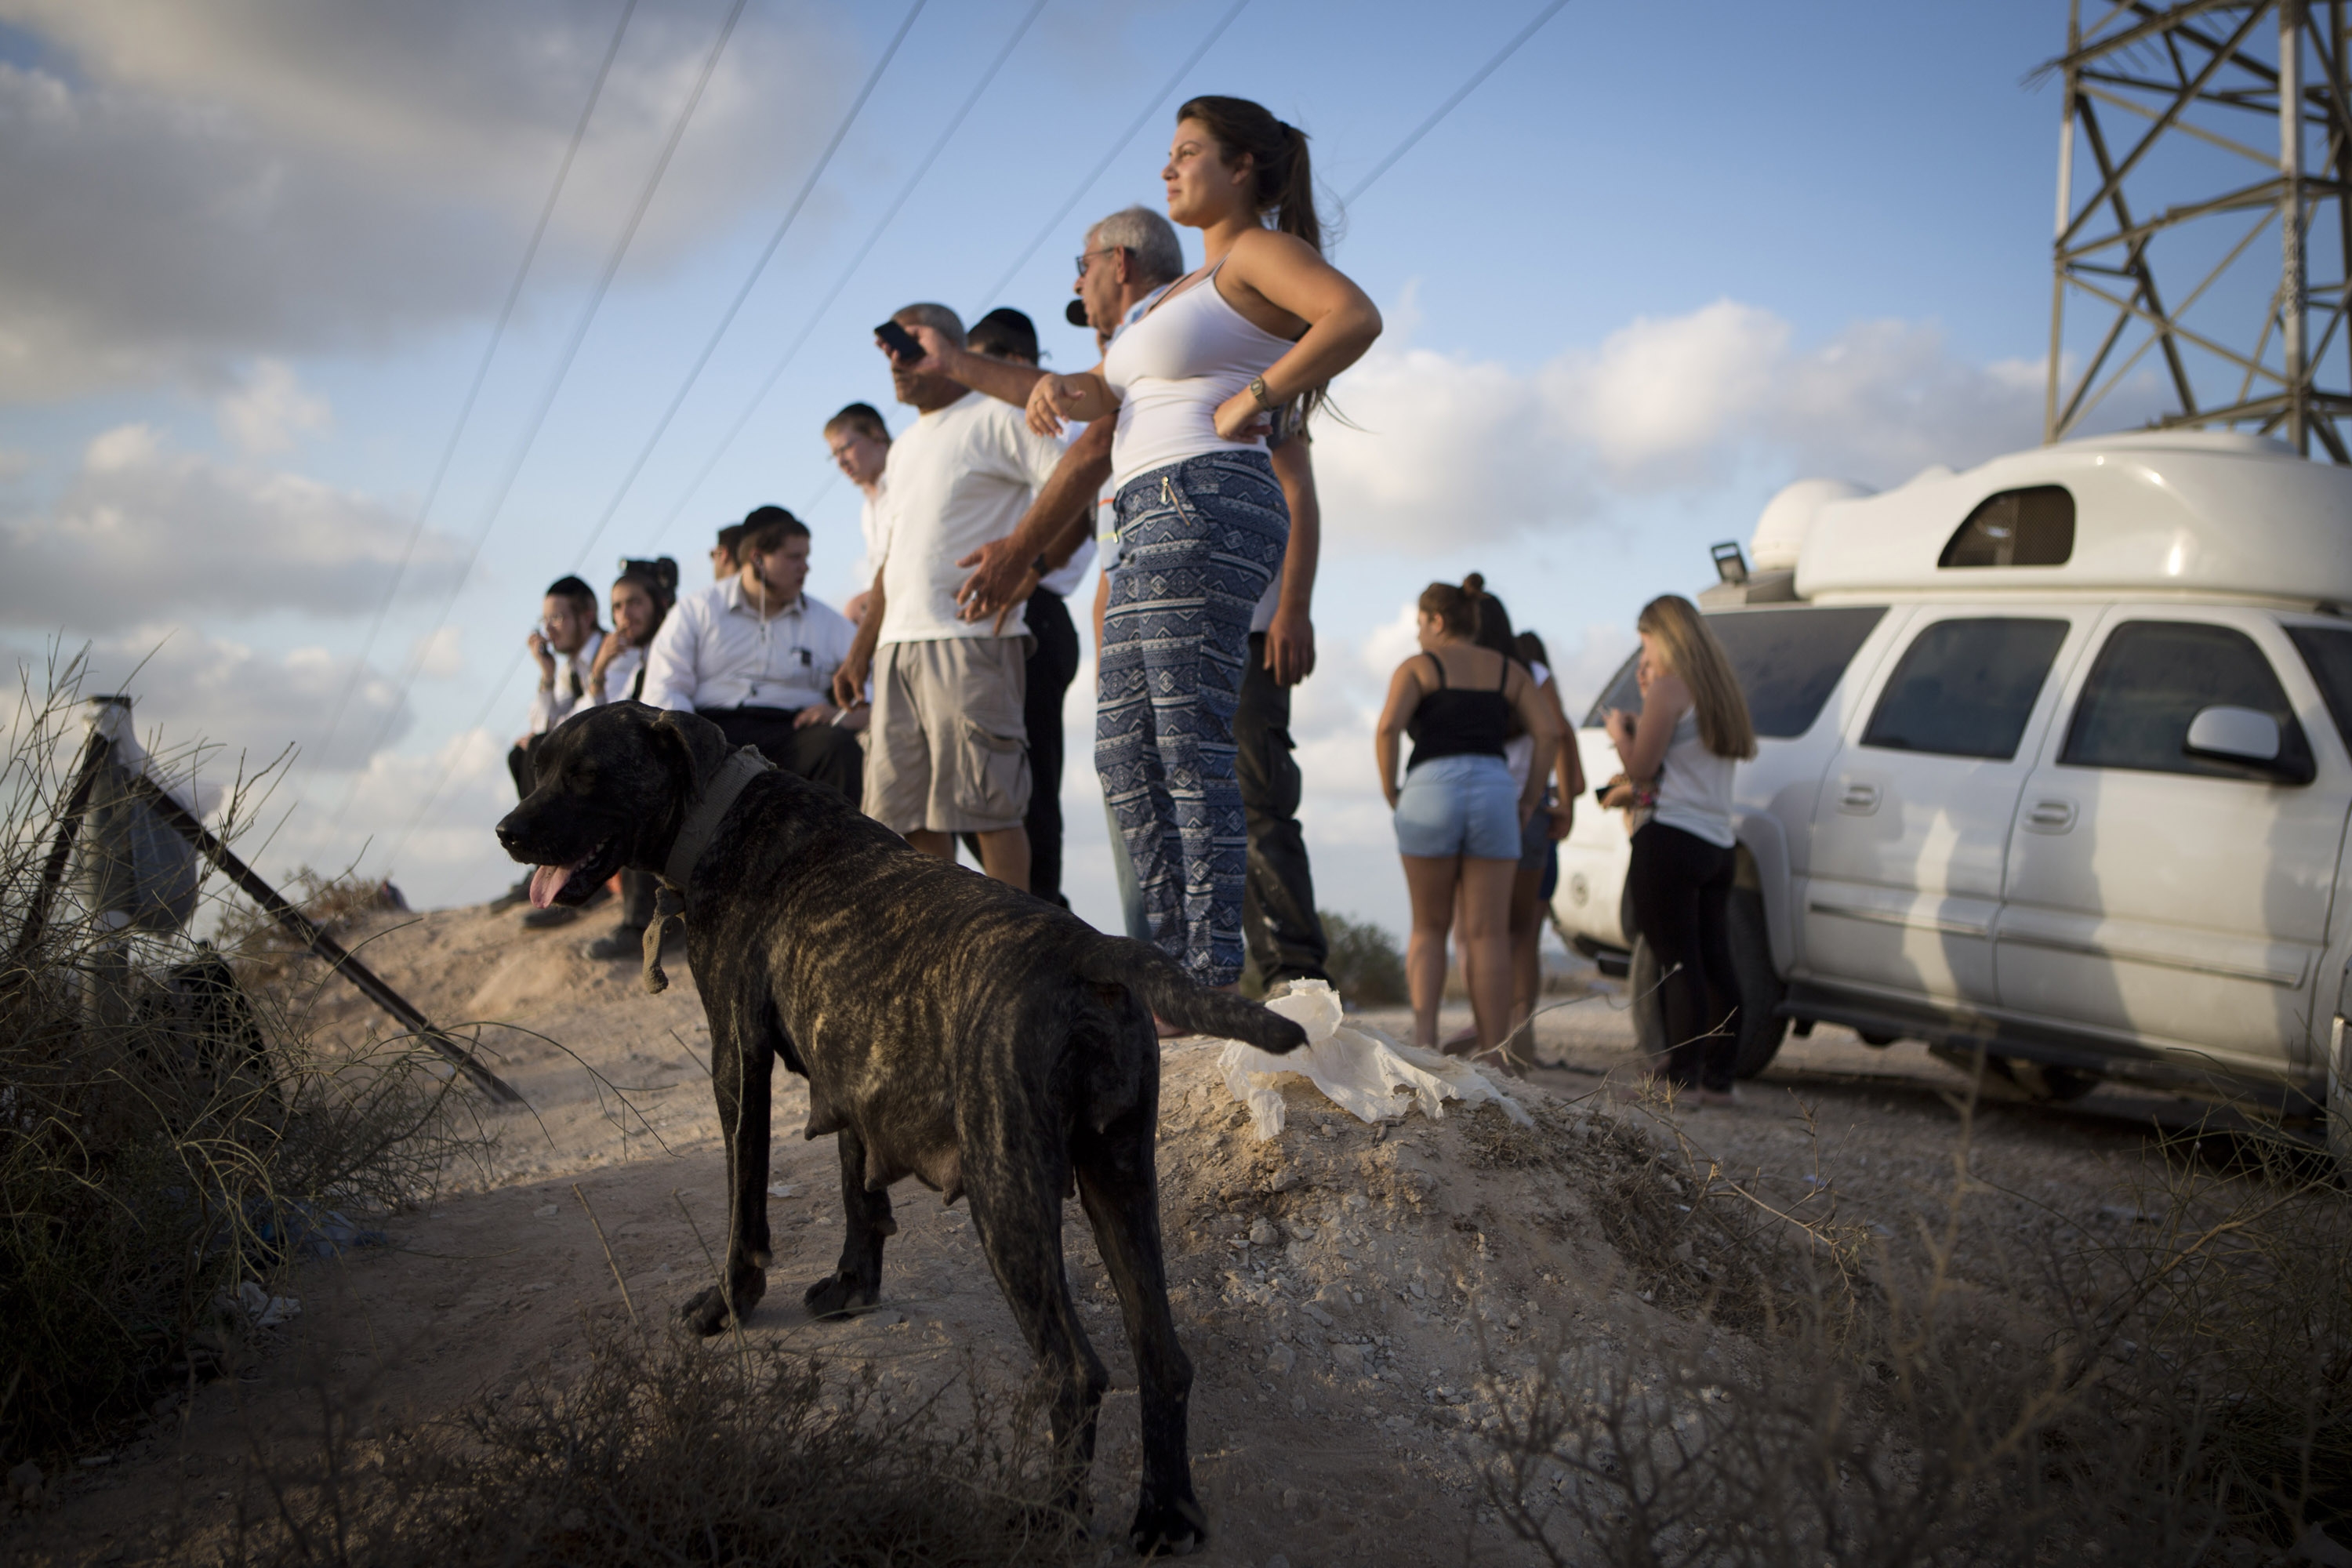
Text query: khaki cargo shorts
862 637 1032 834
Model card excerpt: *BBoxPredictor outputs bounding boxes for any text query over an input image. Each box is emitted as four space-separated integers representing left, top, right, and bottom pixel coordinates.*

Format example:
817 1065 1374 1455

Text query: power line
308 0 641 776
330 0 751 832
981 0 1252 303
1341 0 1571 204
564 0 932 573
383 0 970 871
647 0 1054 550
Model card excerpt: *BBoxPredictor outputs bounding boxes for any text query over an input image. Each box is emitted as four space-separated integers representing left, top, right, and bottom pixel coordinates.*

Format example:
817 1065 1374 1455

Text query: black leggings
1627 822 1739 1091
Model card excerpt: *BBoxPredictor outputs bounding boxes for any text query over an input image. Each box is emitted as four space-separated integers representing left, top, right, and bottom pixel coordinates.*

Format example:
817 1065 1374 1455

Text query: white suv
1551 430 2352 1148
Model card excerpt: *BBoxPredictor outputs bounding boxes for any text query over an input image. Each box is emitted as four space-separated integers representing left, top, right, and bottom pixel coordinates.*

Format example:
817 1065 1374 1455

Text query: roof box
1794 430 2352 606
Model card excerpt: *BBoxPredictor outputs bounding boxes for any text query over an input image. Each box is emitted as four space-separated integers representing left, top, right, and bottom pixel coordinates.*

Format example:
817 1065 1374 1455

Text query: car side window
2286 626 2352 748
1860 618 2069 760
2061 620 2311 781
1580 606 1887 735
1708 607 1888 738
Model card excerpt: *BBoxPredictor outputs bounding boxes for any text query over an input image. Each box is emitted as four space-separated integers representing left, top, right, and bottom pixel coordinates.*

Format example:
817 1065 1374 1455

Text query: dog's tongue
528 860 582 909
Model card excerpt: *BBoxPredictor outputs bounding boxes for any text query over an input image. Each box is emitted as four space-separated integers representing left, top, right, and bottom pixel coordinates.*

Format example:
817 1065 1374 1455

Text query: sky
0 0 2224 938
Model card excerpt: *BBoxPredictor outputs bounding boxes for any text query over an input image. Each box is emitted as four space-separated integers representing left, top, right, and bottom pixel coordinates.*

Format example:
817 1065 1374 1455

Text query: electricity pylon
2044 0 2352 460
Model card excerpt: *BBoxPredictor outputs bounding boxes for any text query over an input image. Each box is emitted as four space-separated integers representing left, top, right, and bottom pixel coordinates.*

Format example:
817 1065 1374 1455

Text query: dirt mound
1 901 1780 1566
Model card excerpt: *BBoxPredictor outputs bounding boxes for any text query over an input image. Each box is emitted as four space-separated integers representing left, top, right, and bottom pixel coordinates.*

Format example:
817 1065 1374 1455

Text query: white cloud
0 1 854 399
411 625 466 680
1316 296 2062 553
216 359 332 454
16 626 411 778
0 424 467 630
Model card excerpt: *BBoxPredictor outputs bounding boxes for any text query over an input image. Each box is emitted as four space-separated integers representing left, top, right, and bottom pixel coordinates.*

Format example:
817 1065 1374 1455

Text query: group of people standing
502 93 1763 1098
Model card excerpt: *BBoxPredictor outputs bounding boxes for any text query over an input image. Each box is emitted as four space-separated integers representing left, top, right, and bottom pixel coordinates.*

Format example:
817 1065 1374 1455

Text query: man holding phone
644 506 863 802
832 304 1065 887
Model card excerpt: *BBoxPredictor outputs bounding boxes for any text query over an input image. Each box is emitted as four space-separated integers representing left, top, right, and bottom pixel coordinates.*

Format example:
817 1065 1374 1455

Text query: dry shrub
1 655 488 1460
220 1327 1084 1568
1473 1088 2352 1566
1320 909 1408 1007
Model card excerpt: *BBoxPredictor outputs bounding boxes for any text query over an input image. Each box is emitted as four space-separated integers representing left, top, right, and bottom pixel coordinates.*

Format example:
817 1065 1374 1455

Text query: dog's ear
648 707 733 800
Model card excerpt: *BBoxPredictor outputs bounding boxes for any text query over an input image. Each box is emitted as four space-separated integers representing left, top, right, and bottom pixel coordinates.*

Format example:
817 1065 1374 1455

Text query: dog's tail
1079 937 1308 1055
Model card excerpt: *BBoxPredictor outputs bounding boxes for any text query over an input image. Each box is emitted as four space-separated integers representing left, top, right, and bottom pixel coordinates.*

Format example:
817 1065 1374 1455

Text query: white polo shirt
642 577 856 713
528 630 604 735
877 391 1065 644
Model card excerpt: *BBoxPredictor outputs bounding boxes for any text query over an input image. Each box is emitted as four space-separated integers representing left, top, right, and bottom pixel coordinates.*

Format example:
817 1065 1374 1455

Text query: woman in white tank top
1602 595 1757 1104
1019 96 1381 990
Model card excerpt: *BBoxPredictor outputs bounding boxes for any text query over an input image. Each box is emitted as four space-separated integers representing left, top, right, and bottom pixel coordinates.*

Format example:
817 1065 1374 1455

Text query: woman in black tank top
1374 576 1560 1061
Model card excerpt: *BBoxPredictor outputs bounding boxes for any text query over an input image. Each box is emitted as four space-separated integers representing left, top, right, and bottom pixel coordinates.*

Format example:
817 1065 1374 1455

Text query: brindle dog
495 702 1305 1555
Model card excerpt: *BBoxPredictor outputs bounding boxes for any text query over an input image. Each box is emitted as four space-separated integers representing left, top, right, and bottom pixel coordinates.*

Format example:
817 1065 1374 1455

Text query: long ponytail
1176 95 1323 254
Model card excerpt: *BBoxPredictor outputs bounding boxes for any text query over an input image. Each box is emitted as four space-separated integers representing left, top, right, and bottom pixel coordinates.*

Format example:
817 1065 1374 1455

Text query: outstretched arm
901 324 1048 408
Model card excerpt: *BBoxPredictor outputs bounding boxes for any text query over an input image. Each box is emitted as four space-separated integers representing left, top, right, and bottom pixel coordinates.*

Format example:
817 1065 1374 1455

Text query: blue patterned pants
1097 451 1288 985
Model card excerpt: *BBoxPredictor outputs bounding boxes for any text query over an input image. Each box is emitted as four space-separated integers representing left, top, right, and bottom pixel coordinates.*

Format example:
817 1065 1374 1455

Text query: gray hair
892 302 964 348
1087 205 1182 287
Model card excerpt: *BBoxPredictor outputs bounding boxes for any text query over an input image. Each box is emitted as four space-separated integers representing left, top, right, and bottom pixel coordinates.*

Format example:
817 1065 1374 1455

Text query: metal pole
2048 0 2082 445
119 770 528 1106
2284 0 2310 454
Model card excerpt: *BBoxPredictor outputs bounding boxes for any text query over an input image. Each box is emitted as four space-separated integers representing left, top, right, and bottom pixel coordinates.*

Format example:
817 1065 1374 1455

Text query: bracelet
1247 375 1274 410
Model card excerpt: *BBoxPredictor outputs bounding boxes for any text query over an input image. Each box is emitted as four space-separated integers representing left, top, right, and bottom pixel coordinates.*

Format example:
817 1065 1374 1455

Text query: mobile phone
874 321 921 363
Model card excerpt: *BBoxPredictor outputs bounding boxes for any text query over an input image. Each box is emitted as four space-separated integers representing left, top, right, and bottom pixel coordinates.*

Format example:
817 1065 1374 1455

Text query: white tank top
1650 710 1737 848
1102 259 1296 492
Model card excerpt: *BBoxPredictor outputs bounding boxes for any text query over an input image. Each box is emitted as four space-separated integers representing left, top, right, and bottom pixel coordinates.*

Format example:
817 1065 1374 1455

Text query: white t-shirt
851 476 891 590
877 391 1065 644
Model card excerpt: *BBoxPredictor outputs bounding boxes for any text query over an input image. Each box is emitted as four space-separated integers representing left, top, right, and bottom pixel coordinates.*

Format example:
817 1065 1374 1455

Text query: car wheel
1624 889 1788 1081
1726 887 1789 1080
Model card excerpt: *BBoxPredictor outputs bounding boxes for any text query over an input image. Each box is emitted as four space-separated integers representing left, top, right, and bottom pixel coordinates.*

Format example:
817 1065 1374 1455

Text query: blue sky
0 0 2143 934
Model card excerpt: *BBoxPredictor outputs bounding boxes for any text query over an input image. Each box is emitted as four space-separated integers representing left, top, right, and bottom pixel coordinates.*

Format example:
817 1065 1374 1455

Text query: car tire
1626 888 1788 1081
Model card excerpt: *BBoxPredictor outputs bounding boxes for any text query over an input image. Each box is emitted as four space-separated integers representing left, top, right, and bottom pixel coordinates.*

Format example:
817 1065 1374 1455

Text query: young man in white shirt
644 506 862 801
831 303 1065 889
508 575 608 927
822 403 891 624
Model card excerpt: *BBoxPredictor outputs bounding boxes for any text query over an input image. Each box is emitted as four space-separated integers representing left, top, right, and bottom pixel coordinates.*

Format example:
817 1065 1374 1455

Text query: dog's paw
678 1272 765 1338
679 1284 735 1337
1127 1492 1207 1557
801 1271 880 1319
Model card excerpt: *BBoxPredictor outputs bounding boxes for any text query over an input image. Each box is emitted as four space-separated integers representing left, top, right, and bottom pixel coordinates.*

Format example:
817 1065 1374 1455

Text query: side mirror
2183 705 2310 782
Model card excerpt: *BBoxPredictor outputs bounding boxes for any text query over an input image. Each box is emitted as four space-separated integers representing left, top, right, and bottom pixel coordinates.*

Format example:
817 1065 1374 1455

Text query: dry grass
1471 1082 2352 1566
1 655 490 1461
209 1328 1087 1568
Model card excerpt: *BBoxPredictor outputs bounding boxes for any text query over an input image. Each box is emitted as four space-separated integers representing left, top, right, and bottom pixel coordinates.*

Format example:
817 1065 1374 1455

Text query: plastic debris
1209 980 1530 1141
221 1279 300 1328
243 1198 390 1261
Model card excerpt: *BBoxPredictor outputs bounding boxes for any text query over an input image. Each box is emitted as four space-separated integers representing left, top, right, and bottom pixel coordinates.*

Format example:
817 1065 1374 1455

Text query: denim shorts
1393 753 1520 860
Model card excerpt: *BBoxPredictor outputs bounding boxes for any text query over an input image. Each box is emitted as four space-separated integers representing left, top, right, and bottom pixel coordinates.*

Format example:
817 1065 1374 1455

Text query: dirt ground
5 898 2273 1567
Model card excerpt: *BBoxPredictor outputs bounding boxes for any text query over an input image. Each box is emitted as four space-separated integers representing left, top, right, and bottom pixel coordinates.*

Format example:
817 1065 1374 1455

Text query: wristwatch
1247 375 1274 410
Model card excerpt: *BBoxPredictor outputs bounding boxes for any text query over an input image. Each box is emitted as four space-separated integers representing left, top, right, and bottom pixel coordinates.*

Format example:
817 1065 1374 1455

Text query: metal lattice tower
2045 0 2352 460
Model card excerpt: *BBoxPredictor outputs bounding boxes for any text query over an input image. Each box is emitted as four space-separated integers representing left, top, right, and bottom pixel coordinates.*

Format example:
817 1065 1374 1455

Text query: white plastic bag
1211 980 1530 1141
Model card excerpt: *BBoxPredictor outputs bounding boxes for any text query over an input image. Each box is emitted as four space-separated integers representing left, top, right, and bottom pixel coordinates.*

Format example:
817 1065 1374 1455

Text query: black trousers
962 586 1079 906
1627 821 1739 1091
694 706 865 805
1235 630 1330 985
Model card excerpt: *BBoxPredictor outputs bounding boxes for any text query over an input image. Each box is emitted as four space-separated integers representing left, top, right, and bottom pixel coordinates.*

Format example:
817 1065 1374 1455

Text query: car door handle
1838 782 1880 815
2025 799 2076 833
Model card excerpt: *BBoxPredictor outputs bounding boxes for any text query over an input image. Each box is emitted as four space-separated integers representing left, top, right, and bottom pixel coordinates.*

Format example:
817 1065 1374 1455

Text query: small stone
533 1204 558 1218
1248 1218 1279 1247
1301 1302 1335 1328
1279 1488 1301 1510
1290 1394 1306 1415
1266 1342 1297 1374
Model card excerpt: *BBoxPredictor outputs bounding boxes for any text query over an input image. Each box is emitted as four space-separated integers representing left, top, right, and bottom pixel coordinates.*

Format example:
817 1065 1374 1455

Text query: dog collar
661 746 774 891
642 745 773 997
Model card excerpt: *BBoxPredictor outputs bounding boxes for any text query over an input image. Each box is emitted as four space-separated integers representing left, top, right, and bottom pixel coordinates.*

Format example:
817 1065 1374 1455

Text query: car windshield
1583 606 1886 739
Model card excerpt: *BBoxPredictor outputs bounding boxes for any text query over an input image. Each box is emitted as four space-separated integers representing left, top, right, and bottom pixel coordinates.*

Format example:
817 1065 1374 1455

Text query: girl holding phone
1603 595 1757 1103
